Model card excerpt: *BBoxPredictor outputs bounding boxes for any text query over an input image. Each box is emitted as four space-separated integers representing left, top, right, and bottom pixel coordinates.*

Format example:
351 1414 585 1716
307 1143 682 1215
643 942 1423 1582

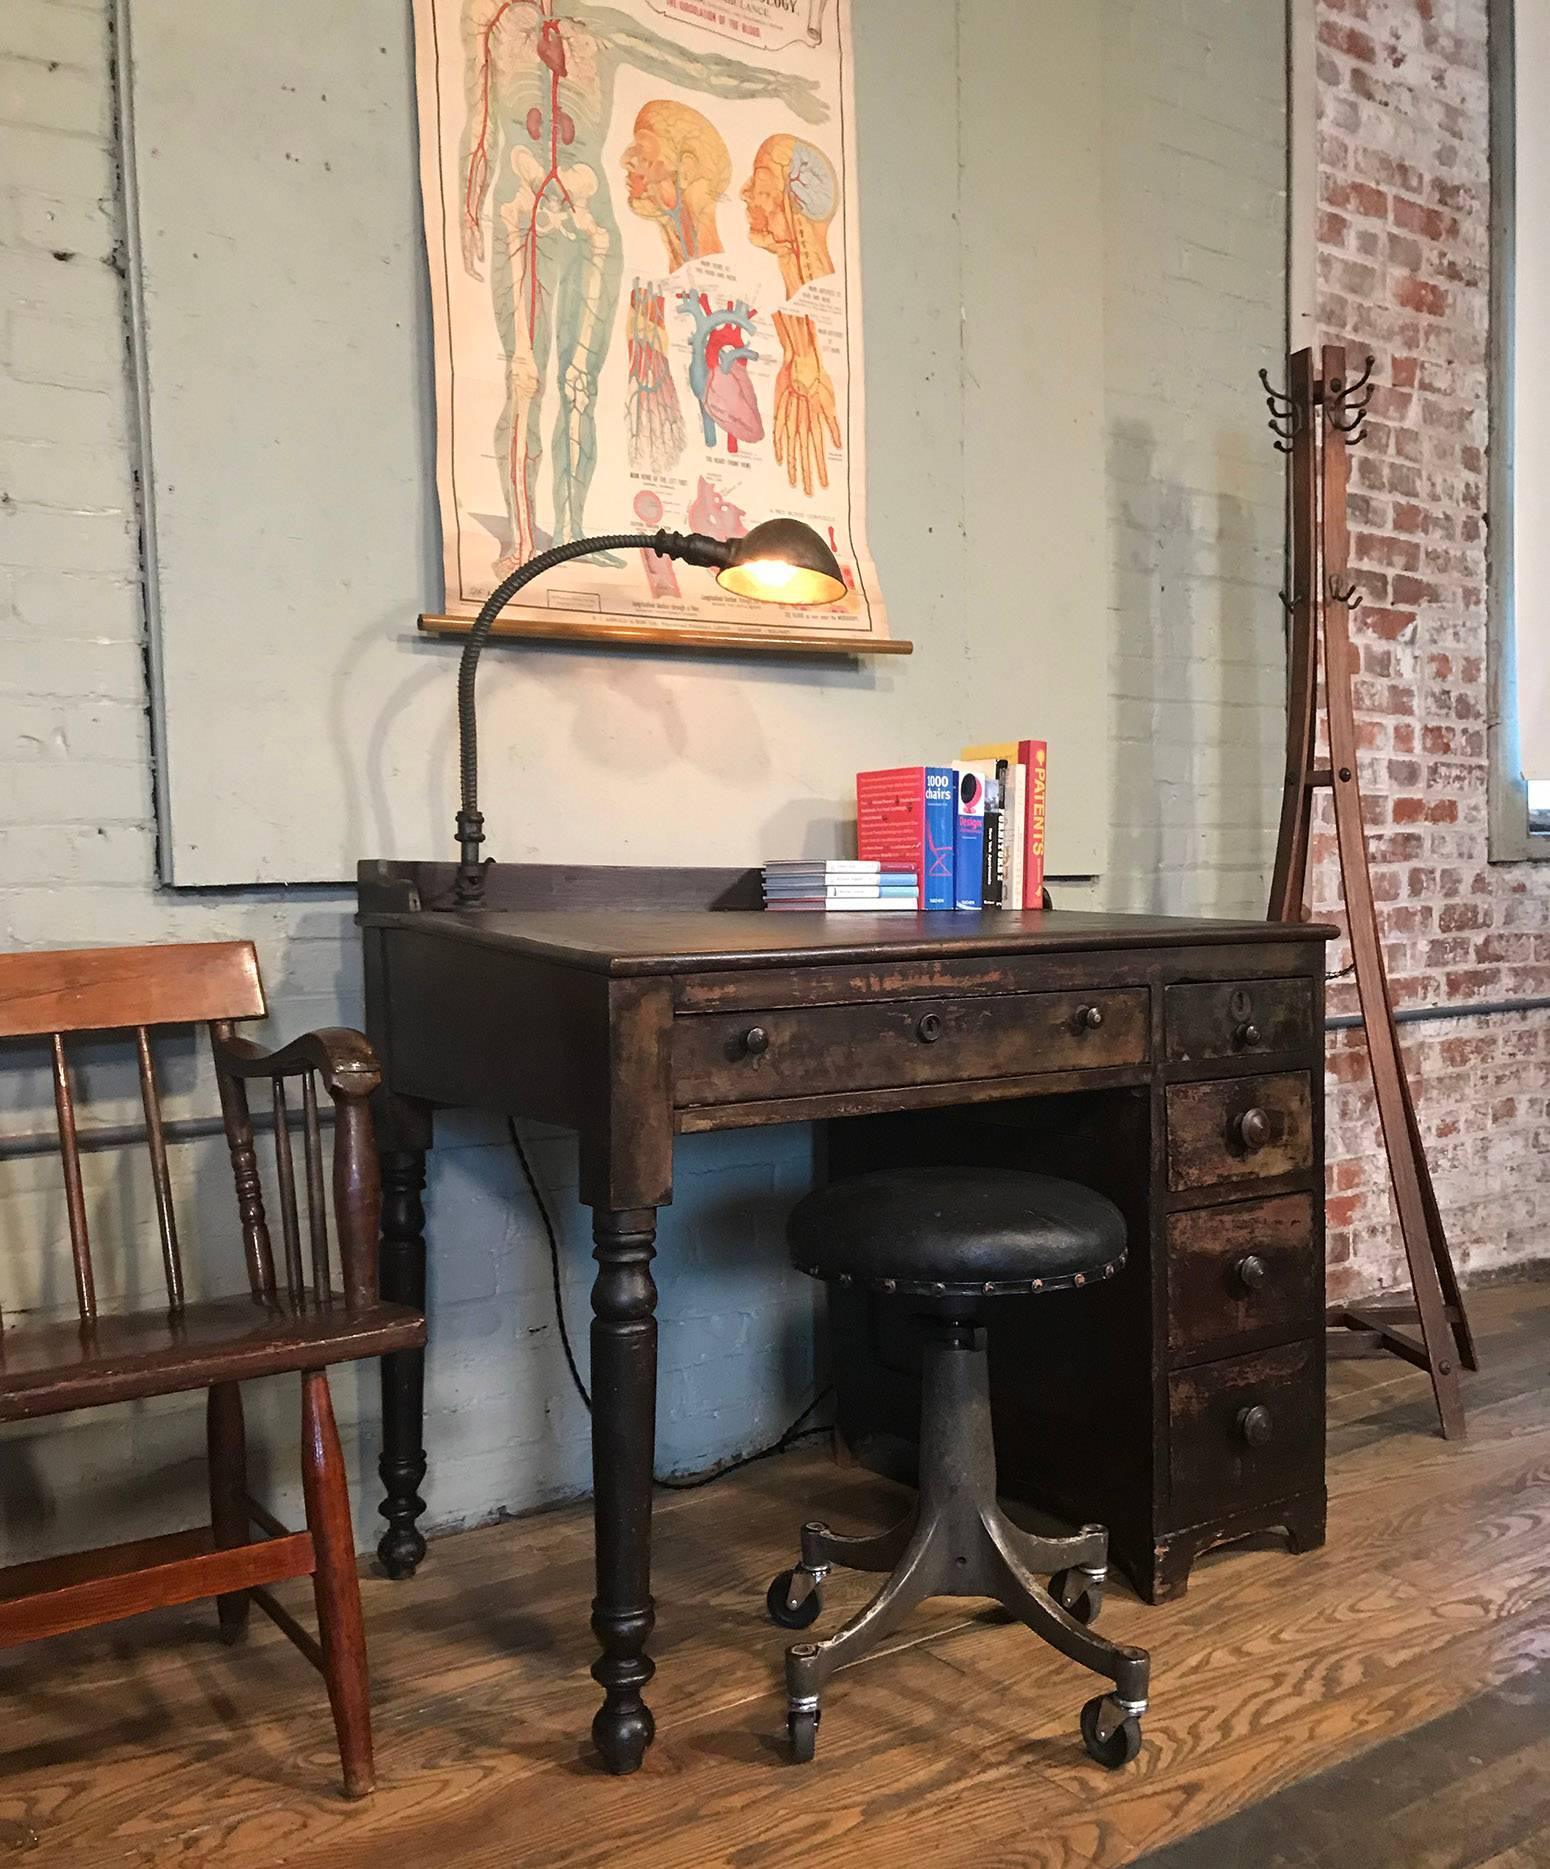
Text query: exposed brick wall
1315 0 1550 1298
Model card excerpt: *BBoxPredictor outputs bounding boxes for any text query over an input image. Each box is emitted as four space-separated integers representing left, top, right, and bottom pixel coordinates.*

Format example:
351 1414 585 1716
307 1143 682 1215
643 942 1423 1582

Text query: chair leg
207 1382 251 1645
300 1368 375 1799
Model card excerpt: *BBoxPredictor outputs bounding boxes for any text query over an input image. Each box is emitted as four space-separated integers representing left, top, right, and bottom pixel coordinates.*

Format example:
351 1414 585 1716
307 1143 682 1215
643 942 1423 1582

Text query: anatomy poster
412 0 890 645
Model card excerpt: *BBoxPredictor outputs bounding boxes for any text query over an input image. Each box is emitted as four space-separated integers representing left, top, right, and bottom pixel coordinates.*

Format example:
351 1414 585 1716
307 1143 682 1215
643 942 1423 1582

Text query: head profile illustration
622 99 733 269
742 133 837 289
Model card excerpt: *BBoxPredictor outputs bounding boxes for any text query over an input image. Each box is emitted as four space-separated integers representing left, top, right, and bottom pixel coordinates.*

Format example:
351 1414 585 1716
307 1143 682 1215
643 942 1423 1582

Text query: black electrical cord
507 1117 835 1490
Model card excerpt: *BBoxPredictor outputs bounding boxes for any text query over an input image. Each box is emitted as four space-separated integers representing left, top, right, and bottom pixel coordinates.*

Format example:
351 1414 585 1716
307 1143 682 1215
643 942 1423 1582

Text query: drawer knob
1234 1252 1268 1293
1233 1107 1272 1151
1237 1404 1274 1448
1078 1004 1104 1031
742 1026 770 1057
1235 1020 1262 1049
917 1012 943 1044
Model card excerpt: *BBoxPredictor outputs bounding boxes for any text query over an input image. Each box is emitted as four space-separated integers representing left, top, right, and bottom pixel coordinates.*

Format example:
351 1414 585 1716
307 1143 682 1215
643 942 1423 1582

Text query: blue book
922 767 956 910
953 766 986 911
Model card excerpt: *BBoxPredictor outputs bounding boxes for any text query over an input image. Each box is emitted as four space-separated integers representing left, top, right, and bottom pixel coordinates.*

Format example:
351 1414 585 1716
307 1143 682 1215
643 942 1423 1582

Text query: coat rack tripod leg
1264 343 1473 1439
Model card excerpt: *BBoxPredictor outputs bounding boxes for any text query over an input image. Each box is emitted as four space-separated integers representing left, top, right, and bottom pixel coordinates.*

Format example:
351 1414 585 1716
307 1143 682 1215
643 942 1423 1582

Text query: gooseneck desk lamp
450 517 847 907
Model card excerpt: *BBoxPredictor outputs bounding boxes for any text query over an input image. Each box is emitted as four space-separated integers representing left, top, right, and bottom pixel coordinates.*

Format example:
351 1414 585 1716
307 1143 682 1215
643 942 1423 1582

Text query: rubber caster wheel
767 1569 822 1630
1050 1568 1102 1625
788 1708 819 1763
1080 1695 1142 1769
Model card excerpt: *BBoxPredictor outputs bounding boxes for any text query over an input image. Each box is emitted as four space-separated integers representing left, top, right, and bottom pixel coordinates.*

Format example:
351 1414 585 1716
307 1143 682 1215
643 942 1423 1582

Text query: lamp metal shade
715 518 847 606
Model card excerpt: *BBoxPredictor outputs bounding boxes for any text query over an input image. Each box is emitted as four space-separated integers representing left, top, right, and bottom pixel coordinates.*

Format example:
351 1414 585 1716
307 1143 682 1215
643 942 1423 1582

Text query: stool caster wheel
787 1706 820 1763
767 1568 823 1630
1050 1567 1102 1625
1080 1695 1142 1769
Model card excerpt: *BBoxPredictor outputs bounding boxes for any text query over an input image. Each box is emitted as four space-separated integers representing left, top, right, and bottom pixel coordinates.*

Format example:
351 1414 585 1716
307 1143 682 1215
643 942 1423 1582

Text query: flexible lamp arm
454 530 733 906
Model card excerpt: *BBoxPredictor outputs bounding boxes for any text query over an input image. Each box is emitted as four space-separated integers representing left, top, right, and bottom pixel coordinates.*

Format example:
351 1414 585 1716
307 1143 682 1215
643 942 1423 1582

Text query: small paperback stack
762 859 920 912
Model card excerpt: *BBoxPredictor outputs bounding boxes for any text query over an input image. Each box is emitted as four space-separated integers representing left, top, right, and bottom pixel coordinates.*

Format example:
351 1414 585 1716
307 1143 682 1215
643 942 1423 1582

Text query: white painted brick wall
1099 0 1288 921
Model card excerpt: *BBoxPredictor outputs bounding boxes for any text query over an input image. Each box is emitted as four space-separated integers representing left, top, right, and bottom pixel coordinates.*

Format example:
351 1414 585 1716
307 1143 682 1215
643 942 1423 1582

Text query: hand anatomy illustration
625 279 685 472
458 0 826 573
622 99 731 268
677 292 763 453
743 132 841 495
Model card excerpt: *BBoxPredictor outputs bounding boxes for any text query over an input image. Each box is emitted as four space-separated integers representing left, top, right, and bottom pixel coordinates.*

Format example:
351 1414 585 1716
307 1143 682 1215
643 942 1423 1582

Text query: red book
1020 740 1047 907
856 767 956 911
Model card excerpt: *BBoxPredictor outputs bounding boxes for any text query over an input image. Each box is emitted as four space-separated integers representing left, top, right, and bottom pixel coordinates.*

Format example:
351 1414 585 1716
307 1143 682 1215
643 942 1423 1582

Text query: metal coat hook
1258 367 1298 452
1327 575 1364 610
1325 354 1375 443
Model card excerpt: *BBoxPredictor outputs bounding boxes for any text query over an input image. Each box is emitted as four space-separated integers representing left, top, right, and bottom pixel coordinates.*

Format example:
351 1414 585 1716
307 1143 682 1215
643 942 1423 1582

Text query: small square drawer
1168 1339 1323 1524
1165 978 1313 1064
1166 1072 1313 1193
1167 1194 1320 1360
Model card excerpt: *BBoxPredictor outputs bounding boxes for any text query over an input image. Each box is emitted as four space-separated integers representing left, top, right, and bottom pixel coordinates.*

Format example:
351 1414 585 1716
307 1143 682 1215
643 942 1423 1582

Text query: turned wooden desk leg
588 1206 660 1775
378 1148 429 1579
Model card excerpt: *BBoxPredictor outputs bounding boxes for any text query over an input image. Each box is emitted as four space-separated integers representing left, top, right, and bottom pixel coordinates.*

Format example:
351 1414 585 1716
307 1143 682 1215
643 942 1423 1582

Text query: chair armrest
212 1028 381 1099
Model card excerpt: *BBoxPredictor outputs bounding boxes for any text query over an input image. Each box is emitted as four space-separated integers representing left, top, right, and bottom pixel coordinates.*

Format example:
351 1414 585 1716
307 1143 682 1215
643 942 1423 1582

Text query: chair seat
0 1294 426 1423
788 1166 1126 1297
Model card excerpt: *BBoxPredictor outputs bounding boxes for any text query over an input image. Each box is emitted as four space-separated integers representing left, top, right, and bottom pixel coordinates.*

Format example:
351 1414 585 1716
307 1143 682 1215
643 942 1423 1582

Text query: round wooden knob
742 1026 770 1057
1237 1404 1274 1448
917 1012 943 1044
1235 1021 1262 1049
1078 1004 1104 1031
1234 1107 1271 1150
1235 1253 1268 1293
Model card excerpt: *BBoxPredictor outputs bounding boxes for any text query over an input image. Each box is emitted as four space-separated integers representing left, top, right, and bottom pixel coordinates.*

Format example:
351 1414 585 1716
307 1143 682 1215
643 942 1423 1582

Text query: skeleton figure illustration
625 280 685 472
677 292 763 453
742 131 841 496
459 0 827 574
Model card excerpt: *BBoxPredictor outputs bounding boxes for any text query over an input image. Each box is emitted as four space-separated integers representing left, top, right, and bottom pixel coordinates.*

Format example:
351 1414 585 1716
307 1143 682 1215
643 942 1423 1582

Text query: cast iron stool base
768 1320 1150 1767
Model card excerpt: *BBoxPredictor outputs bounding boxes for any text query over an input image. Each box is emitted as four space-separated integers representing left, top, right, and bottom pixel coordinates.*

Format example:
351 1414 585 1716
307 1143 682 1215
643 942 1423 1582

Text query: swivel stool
767 1165 1152 1768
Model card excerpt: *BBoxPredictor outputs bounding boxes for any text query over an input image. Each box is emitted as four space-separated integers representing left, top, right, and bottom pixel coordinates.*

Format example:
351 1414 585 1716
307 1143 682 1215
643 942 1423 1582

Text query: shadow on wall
1104 417 1282 920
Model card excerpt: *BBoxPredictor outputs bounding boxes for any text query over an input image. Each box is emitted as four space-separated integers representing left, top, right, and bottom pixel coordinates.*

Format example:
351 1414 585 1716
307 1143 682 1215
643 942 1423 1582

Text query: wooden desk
357 860 1333 1774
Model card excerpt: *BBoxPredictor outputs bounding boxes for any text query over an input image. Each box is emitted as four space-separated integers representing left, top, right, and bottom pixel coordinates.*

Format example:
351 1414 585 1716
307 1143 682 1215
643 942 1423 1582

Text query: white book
764 859 881 873
766 900 921 912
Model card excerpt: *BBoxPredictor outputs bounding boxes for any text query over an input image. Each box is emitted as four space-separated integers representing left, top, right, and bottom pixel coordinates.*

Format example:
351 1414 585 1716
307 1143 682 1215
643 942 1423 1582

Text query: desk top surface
363 905 1332 977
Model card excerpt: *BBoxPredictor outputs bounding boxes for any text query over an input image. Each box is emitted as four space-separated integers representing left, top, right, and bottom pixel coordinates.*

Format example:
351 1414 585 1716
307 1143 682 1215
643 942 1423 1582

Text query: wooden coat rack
1262 343 1476 1439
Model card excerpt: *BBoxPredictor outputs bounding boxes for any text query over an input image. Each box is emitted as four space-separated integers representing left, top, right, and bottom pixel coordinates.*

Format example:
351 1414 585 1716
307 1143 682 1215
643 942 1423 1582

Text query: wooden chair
0 940 426 1798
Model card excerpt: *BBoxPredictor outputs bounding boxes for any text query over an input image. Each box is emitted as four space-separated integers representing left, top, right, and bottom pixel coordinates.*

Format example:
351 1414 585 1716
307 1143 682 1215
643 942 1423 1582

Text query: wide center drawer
672 987 1149 1108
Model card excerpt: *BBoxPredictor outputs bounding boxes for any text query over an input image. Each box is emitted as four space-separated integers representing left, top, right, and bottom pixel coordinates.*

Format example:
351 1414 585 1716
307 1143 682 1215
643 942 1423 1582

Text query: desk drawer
672 988 1149 1108
1165 978 1314 1064
1168 1339 1323 1524
1167 1195 1319 1359
1166 1072 1313 1193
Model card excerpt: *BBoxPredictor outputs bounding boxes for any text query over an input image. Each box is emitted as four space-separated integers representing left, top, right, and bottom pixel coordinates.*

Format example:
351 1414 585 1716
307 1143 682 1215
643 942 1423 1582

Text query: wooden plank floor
6 1280 1550 1868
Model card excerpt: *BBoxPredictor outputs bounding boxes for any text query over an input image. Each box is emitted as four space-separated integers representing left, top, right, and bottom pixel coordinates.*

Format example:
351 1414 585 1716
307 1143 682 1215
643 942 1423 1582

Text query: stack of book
762 860 920 912
855 740 1047 913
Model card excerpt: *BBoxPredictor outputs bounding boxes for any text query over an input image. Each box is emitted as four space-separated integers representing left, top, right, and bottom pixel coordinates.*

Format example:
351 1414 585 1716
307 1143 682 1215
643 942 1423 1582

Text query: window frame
1489 0 1550 859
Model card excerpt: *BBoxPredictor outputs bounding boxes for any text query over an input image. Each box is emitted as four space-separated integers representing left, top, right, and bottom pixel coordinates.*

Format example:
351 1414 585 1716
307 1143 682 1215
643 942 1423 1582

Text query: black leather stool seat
788 1166 1126 1298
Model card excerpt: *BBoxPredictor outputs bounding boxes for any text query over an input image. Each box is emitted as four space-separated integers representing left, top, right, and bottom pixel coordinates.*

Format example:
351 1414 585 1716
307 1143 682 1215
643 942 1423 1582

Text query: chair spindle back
0 942 381 1319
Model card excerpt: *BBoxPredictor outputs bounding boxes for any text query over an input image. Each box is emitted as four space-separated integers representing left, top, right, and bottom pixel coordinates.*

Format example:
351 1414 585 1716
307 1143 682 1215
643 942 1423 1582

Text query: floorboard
4 1281 1550 1867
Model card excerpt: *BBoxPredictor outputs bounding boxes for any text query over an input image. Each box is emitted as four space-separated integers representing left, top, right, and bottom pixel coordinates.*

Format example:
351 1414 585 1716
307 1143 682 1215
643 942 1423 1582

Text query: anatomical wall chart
413 0 890 647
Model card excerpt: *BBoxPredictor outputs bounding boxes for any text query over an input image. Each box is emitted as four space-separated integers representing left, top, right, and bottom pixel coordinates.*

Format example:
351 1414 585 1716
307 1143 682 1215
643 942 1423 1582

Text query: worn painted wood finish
2 1280 1546 1868
357 858 1332 1768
